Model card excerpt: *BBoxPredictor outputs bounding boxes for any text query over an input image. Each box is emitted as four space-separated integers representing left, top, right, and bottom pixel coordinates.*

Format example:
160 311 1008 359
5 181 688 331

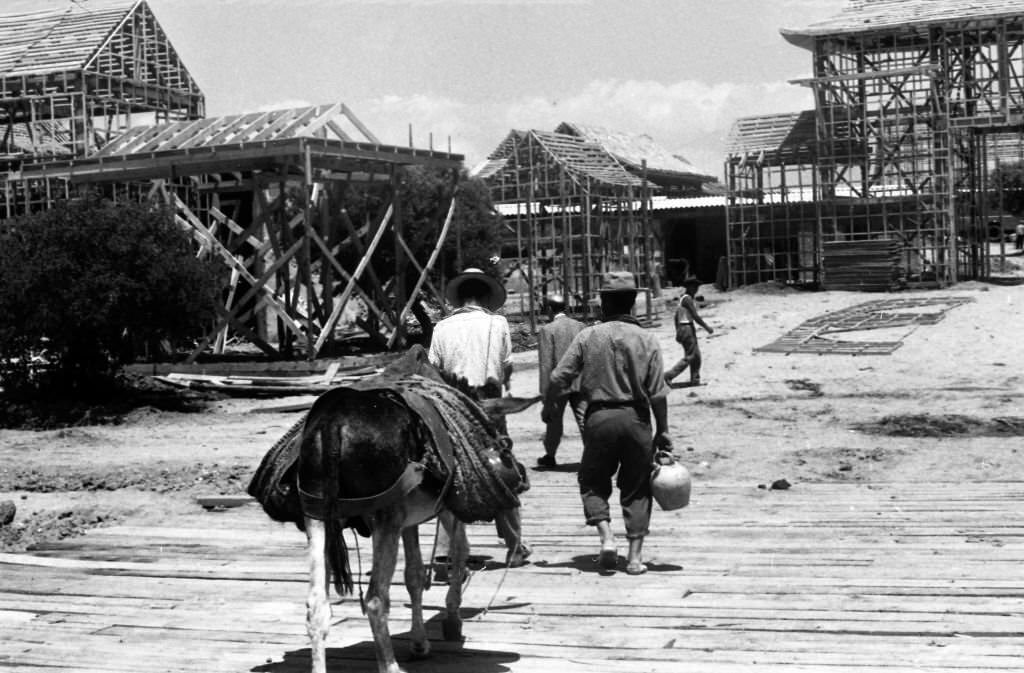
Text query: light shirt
674 295 697 326
428 305 512 389
549 317 668 406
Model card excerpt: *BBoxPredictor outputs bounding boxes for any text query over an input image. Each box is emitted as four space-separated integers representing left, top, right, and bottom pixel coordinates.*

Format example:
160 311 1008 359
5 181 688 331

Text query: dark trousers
666 323 701 383
543 392 587 456
579 407 653 539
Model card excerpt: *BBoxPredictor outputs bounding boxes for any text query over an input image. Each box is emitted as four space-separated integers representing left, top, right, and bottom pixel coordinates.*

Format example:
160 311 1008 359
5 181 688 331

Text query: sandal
625 561 647 576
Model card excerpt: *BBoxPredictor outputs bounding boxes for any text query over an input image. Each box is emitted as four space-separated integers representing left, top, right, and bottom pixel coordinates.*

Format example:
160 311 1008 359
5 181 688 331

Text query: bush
0 195 220 397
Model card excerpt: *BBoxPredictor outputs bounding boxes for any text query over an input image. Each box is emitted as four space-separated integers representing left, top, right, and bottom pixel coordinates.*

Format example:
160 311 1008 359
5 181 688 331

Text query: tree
0 195 220 396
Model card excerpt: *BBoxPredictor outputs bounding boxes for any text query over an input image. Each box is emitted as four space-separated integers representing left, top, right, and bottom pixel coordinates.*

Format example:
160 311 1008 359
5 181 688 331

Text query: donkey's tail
326 518 354 595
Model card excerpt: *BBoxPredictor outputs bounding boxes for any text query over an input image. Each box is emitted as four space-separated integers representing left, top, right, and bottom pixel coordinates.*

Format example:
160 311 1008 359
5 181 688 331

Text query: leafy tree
987 162 1024 215
0 195 220 396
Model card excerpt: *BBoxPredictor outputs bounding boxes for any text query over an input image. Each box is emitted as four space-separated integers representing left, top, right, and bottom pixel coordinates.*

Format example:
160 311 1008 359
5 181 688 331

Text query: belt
586 400 648 418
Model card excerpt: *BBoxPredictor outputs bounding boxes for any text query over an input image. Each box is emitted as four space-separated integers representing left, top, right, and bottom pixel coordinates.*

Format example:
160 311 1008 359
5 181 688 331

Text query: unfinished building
476 124 716 326
1 1 203 218
4 2 463 361
726 0 1024 290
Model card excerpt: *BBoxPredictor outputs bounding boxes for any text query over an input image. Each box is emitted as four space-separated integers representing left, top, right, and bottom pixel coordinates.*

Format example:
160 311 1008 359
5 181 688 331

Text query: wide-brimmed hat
681 275 703 288
446 267 507 311
544 293 566 309
599 270 638 295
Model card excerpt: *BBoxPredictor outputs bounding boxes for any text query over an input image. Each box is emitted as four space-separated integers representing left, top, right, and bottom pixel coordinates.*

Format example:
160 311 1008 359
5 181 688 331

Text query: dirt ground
2 252 1023 552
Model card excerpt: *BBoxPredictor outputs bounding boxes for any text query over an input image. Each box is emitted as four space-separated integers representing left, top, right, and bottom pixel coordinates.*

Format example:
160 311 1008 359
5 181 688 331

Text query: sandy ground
2 252 1023 551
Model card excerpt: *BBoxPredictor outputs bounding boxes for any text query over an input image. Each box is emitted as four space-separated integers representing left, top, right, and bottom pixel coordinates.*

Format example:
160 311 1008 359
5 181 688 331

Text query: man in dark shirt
544 271 671 576
537 294 586 468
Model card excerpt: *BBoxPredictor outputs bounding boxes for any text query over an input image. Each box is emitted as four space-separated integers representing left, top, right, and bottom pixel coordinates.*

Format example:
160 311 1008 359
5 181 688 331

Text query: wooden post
302 144 315 359
525 136 536 334
392 167 406 349
388 190 458 348
313 204 394 355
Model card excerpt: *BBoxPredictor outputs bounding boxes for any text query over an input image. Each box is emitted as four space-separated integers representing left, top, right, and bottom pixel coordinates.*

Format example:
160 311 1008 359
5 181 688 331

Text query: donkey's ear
480 395 542 418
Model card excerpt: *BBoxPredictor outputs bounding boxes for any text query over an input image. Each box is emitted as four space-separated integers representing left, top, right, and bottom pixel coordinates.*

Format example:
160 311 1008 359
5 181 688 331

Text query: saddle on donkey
247 345 529 532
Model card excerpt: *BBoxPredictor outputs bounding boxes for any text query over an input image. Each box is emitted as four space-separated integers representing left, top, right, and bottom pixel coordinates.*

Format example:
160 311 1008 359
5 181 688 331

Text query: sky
17 0 850 179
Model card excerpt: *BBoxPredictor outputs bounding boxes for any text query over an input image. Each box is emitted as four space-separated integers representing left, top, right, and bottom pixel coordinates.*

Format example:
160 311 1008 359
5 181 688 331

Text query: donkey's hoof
442 616 464 642
409 639 431 660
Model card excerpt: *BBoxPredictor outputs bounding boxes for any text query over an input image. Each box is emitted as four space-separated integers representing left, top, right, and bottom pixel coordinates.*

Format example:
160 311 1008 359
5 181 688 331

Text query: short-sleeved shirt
549 317 668 406
428 305 512 389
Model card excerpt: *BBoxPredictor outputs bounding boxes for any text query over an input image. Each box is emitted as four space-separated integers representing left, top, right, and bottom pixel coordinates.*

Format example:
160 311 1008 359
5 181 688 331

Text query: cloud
357 77 814 180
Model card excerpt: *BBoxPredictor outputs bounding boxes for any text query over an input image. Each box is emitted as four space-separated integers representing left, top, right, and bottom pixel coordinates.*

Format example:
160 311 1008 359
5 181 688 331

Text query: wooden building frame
727 0 1024 289
21 103 464 361
476 129 657 329
725 111 820 288
1 1 203 219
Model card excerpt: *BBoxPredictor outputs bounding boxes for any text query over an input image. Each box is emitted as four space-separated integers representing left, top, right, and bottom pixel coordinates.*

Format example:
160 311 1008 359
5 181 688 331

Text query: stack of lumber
154 361 379 397
822 239 902 291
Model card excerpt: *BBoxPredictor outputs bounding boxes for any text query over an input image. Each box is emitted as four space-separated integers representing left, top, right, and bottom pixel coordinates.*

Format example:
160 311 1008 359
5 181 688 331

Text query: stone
0 500 16 526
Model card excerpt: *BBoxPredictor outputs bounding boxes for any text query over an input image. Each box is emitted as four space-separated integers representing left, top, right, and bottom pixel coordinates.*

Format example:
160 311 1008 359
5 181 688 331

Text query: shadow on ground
534 553 683 576
252 610 520 672
531 461 581 473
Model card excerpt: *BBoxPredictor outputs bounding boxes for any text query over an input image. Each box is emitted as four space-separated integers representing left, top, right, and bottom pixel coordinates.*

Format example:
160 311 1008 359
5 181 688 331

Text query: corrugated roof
782 0 1024 48
555 121 717 182
725 110 818 162
494 195 725 217
650 195 726 210
0 0 138 78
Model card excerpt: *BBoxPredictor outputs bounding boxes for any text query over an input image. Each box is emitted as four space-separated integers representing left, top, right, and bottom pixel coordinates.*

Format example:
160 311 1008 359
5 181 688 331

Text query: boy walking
665 276 714 387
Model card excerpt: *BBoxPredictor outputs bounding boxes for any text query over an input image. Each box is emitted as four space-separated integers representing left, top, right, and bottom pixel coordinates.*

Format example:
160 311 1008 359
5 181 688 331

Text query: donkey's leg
439 511 468 641
367 513 404 673
401 526 430 659
305 517 331 673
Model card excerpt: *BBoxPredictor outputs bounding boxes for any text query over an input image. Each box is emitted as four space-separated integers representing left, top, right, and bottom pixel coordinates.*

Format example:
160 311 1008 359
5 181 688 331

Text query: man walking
544 271 672 576
537 294 585 468
428 267 530 567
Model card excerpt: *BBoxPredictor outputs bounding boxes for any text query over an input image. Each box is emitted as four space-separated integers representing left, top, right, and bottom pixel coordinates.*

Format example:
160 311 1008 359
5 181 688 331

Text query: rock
769 479 792 491
0 500 16 526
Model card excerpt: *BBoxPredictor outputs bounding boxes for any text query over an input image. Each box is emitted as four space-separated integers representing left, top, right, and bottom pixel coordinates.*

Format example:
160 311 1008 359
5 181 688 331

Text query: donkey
296 382 538 673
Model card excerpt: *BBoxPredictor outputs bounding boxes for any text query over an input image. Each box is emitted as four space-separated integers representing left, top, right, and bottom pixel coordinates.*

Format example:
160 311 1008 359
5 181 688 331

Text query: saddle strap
299 462 426 521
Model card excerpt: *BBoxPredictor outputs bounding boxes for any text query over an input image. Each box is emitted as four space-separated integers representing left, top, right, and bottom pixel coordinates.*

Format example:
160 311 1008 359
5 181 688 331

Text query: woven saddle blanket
247 346 527 528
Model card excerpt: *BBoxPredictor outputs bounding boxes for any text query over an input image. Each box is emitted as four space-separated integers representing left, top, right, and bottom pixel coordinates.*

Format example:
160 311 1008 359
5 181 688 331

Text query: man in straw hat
428 267 531 567
429 267 513 400
665 275 714 387
544 271 672 576
536 293 586 469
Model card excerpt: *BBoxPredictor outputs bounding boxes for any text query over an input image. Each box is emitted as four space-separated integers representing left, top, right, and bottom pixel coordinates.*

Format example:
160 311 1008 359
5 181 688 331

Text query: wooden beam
387 192 457 348
313 204 393 355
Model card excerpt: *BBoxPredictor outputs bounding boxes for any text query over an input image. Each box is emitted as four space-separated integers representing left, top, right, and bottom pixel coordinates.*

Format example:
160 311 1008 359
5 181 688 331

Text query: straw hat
599 270 638 295
446 267 507 311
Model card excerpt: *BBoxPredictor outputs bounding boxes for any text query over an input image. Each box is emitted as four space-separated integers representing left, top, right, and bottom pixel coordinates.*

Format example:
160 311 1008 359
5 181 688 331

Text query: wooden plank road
1 472 1023 672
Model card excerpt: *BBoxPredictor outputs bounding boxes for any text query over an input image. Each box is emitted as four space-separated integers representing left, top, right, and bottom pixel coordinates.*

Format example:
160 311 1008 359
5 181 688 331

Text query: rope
350 529 366 614
480 526 519 618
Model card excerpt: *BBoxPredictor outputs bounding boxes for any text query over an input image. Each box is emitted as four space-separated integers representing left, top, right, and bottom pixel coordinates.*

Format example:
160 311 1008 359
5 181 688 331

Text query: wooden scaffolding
0 0 203 218
727 0 1024 289
477 129 656 329
20 103 464 361
725 111 820 288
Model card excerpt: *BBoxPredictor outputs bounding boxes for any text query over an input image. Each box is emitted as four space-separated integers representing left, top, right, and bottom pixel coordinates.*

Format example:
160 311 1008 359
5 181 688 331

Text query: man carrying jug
543 271 672 576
